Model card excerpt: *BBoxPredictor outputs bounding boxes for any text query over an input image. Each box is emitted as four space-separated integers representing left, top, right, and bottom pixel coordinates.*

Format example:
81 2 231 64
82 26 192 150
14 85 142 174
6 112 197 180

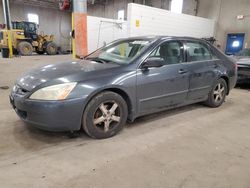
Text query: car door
136 40 190 115
184 41 218 101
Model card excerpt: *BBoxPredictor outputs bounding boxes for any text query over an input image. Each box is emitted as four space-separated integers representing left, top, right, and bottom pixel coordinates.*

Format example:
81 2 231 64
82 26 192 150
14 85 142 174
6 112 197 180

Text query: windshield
237 48 250 56
85 39 153 64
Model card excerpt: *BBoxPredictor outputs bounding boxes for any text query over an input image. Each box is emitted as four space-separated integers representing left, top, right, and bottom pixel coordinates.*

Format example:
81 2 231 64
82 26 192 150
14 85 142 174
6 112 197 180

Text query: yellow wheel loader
0 21 57 56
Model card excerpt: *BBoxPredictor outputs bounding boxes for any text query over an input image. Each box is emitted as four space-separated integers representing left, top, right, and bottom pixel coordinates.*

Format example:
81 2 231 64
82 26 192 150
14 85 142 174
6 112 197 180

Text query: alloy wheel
93 101 121 132
213 83 225 103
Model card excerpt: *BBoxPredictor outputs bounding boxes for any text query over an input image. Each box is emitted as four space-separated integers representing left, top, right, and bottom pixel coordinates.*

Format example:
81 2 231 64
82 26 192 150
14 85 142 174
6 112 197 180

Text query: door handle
178 69 188 74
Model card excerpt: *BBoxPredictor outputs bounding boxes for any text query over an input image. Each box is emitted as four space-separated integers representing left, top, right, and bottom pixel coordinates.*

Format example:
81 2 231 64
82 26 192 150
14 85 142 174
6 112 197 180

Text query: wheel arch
220 75 229 95
103 88 133 118
82 87 134 124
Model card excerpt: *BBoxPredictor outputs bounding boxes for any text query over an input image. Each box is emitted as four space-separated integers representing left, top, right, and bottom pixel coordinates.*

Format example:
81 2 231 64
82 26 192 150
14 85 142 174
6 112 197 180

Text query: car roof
120 35 207 42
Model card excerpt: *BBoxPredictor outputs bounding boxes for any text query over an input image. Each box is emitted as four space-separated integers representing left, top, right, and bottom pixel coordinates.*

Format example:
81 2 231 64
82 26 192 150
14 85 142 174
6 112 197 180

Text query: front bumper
10 92 86 132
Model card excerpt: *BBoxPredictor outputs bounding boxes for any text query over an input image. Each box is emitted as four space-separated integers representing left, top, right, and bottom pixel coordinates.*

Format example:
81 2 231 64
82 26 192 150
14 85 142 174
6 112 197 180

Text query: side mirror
142 57 165 70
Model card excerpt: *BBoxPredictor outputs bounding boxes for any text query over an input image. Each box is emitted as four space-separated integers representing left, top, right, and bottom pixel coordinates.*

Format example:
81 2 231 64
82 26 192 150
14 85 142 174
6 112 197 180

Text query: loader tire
17 41 33 56
46 42 57 55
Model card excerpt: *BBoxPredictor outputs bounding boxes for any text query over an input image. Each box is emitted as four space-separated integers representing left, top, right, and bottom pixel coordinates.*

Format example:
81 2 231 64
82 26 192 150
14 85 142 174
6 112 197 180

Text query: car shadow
235 83 250 90
11 121 89 152
130 103 203 128
11 102 207 154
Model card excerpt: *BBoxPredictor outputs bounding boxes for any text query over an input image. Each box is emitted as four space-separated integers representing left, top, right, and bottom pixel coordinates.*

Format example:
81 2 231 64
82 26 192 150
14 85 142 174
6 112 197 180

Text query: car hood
235 56 250 66
16 60 120 91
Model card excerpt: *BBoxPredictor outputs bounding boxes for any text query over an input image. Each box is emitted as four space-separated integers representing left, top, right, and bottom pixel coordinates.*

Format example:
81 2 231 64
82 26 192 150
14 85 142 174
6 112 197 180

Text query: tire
205 78 228 108
1 48 9 58
17 41 33 56
46 42 57 55
82 91 128 139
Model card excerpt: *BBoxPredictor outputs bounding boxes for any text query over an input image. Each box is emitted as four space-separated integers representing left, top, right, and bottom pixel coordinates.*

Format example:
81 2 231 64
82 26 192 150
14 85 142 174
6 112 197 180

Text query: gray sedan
10 36 237 139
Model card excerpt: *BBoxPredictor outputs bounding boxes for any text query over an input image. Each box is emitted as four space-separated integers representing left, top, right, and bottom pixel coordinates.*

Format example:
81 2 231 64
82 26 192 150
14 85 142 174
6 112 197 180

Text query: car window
148 41 184 65
186 42 212 62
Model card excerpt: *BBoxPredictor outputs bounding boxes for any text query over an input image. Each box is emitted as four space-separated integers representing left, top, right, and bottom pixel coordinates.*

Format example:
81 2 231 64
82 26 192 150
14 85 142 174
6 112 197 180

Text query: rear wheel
17 41 33 56
82 91 128 139
205 78 227 108
46 42 57 55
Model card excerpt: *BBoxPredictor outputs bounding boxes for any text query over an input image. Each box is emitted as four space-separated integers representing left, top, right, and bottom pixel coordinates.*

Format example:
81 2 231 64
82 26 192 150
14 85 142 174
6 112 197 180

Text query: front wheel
205 78 228 108
45 42 57 55
82 91 128 139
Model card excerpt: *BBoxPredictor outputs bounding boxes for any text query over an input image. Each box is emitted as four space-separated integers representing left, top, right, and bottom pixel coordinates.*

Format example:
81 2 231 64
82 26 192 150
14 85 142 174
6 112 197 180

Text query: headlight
29 82 77 100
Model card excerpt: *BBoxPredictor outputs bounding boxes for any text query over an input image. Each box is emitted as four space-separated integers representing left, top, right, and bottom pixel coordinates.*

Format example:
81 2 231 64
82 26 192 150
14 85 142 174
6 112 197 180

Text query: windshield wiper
86 57 109 64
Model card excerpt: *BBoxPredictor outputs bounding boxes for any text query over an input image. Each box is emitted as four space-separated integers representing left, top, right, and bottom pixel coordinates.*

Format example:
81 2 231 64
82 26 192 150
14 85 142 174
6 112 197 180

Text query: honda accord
10 36 237 139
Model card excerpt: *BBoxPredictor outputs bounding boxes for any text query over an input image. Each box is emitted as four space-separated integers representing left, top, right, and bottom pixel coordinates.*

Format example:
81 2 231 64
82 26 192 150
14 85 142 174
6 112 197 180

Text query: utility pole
72 0 88 58
2 0 13 58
